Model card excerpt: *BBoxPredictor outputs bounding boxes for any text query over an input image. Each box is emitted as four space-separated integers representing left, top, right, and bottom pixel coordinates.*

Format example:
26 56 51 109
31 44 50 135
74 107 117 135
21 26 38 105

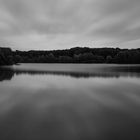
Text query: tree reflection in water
0 64 140 82
0 64 140 140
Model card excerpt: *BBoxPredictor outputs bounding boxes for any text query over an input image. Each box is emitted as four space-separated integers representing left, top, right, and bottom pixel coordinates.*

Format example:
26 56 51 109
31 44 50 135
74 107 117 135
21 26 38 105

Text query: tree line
1 47 140 65
0 47 13 65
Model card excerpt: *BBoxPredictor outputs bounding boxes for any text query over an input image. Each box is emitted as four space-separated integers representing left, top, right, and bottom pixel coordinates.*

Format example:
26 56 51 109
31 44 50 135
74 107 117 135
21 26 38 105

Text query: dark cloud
0 0 140 50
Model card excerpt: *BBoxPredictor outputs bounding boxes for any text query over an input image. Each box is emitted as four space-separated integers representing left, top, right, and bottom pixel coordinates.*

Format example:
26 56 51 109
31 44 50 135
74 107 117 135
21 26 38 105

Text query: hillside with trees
0 48 14 65
1 47 140 65
13 47 140 64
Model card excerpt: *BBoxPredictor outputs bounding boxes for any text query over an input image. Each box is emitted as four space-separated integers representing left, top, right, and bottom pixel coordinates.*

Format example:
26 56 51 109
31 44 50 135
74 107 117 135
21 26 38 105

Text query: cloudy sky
0 0 140 50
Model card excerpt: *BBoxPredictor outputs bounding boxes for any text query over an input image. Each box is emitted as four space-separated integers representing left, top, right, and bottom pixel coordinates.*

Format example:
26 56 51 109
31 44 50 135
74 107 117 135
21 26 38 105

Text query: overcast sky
0 0 140 50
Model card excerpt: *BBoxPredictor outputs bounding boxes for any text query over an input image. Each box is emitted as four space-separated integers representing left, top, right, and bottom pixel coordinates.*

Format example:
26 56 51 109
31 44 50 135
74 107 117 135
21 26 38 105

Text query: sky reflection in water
0 64 140 140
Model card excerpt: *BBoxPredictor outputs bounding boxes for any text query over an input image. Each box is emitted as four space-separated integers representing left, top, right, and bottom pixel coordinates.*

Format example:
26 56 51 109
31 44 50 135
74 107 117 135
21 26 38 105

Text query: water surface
0 64 140 140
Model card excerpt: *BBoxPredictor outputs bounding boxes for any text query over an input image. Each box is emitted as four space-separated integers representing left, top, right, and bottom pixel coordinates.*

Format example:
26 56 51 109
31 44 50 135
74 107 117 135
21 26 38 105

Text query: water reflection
0 64 140 140
0 69 14 81
0 64 140 82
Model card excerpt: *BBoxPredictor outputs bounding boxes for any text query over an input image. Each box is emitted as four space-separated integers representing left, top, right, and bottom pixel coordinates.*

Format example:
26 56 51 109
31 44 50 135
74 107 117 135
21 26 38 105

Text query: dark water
0 64 140 140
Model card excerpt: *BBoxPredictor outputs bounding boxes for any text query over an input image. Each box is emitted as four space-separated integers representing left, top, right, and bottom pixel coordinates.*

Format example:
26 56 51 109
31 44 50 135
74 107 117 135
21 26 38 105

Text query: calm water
0 64 140 140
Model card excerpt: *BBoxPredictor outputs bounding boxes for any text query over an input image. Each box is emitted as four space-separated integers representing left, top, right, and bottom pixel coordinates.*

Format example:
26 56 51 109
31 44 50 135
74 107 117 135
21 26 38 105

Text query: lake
0 64 140 140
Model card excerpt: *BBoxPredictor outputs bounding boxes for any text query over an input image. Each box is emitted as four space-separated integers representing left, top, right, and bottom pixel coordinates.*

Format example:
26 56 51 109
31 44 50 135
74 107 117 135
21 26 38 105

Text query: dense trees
1 47 140 65
0 48 14 65
13 47 140 64
113 50 140 64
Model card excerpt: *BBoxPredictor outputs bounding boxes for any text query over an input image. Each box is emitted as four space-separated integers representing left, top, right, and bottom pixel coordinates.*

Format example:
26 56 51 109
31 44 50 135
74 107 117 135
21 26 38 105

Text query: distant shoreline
1 47 140 65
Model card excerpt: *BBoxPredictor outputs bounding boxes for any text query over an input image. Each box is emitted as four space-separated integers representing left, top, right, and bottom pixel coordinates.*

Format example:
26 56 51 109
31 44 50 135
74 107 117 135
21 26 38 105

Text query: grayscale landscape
0 0 140 140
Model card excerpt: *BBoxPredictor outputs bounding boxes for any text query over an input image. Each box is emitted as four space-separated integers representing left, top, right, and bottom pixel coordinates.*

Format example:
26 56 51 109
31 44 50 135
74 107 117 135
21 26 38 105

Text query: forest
0 47 140 65
0 47 13 65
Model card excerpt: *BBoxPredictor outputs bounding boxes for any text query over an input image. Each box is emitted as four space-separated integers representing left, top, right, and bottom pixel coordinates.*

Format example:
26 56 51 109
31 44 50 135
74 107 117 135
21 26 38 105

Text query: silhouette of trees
0 48 13 65
1 47 140 65
106 55 113 63
113 50 140 64
12 47 140 64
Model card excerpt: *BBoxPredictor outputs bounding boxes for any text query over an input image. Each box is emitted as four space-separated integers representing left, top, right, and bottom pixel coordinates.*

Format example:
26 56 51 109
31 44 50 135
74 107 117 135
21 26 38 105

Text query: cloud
0 0 140 50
